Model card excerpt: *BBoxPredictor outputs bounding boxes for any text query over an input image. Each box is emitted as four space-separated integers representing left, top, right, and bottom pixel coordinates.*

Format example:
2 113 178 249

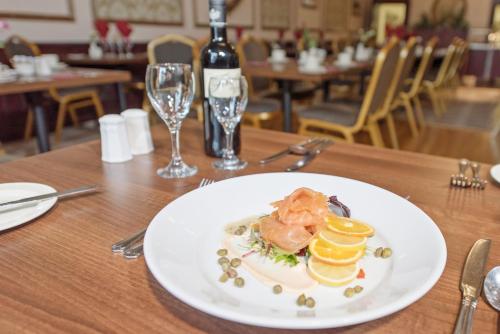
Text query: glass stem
224 128 235 162
170 129 182 167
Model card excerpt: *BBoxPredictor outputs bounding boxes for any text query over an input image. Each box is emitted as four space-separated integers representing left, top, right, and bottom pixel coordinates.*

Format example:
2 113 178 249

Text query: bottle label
209 4 226 28
203 68 241 98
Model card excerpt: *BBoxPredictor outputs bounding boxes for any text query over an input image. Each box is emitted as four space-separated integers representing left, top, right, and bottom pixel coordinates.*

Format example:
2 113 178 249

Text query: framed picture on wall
261 0 290 29
92 0 183 25
193 0 254 28
0 0 74 21
324 0 350 31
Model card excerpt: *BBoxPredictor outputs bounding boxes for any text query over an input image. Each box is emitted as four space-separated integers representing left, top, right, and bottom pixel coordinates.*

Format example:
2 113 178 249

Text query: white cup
42 54 59 68
304 54 321 70
99 114 133 163
35 56 52 76
337 52 352 66
120 109 154 155
271 49 286 62
12 56 36 77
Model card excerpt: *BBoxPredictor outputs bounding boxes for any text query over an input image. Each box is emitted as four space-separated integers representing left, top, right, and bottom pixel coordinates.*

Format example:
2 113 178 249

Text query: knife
453 239 491 334
0 185 99 207
285 139 333 172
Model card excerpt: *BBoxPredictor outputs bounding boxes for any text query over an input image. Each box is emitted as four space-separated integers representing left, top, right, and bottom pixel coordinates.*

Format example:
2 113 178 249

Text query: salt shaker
98 114 132 163
120 109 154 155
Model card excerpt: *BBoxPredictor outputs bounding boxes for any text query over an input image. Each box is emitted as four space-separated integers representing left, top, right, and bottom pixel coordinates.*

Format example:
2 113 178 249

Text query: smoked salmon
260 188 331 253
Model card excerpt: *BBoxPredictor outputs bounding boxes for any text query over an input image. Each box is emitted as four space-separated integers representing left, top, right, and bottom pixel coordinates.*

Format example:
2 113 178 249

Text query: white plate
0 183 57 231
490 164 500 185
144 173 446 329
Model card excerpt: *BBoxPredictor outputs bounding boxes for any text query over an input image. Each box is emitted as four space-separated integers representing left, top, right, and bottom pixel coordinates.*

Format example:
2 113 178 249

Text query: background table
0 68 131 153
63 53 148 67
243 61 372 132
0 120 498 333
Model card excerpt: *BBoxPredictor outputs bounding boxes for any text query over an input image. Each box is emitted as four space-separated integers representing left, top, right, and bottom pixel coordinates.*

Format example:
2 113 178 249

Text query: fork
470 162 487 190
113 178 216 259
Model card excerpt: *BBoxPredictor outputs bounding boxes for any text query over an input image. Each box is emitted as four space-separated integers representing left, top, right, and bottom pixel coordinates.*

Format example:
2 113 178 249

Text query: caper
297 294 306 306
374 247 383 258
354 285 363 293
221 262 230 272
382 248 393 258
305 297 316 308
226 268 237 278
234 226 246 236
218 257 229 265
219 273 229 283
217 249 228 256
234 277 245 287
273 285 283 294
344 288 355 298
230 258 241 268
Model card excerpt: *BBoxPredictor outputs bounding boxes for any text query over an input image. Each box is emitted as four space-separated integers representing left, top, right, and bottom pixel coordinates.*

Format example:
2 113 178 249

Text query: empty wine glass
146 63 197 178
208 76 248 170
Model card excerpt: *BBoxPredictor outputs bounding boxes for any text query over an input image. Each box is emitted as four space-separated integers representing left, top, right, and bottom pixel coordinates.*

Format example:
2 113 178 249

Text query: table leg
26 93 51 153
116 83 127 111
281 80 293 132
323 80 330 102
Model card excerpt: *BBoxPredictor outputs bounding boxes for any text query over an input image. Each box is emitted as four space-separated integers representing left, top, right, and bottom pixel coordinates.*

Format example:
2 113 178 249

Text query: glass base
212 158 247 171
157 161 198 179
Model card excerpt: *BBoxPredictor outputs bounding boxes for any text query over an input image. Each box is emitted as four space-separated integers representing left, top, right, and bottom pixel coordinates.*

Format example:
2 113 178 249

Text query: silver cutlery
0 185 98 207
483 266 500 311
470 162 487 190
450 159 471 188
285 139 333 172
259 137 322 165
453 239 491 334
112 178 215 259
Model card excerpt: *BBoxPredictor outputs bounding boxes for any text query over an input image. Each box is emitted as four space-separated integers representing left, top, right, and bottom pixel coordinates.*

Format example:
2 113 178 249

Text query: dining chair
297 37 401 148
420 40 459 117
237 35 315 129
146 34 203 121
386 37 419 144
400 36 439 130
4 35 105 143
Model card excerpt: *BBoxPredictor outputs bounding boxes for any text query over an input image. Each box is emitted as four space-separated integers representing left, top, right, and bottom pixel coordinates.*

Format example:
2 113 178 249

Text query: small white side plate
0 183 57 231
490 164 500 185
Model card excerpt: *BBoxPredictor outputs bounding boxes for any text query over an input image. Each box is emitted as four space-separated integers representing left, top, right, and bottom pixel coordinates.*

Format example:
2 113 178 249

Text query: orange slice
309 238 364 265
307 256 359 286
326 216 374 237
318 229 367 251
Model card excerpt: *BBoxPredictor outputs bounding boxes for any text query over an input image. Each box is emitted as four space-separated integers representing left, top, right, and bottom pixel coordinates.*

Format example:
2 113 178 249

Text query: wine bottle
201 0 241 158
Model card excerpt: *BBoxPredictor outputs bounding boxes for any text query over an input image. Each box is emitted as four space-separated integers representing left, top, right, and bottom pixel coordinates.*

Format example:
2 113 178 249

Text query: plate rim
144 172 447 329
0 182 57 232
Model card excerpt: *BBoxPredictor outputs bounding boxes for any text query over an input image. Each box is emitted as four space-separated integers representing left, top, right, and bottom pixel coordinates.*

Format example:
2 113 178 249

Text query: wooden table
243 61 372 132
0 68 131 153
63 53 148 67
0 121 498 333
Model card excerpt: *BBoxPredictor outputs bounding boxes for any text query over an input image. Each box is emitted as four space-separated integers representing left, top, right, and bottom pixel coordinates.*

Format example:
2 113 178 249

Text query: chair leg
385 114 399 149
366 122 385 148
426 85 443 117
343 132 355 143
412 95 426 130
54 102 68 144
68 107 79 128
24 109 34 141
402 97 419 138
91 92 105 118
437 91 447 116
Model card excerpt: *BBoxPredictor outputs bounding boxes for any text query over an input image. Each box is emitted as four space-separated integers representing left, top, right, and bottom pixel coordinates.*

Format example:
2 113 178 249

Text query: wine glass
146 63 197 178
208 76 248 170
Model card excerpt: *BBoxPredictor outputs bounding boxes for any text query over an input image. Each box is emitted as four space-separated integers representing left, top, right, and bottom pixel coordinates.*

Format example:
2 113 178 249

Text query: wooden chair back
4 35 41 65
391 37 418 102
351 37 401 130
433 42 457 87
408 36 439 97
236 35 272 97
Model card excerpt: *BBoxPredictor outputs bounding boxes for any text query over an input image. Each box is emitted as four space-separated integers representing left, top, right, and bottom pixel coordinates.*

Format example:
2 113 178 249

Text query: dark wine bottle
201 0 241 158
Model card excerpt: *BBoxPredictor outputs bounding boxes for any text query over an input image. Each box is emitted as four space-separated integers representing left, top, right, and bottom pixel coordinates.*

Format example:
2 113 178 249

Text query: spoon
483 266 500 311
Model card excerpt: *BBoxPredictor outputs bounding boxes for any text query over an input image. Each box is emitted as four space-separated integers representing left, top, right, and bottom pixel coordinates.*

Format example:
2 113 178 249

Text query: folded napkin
116 20 132 38
94 20 109 39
